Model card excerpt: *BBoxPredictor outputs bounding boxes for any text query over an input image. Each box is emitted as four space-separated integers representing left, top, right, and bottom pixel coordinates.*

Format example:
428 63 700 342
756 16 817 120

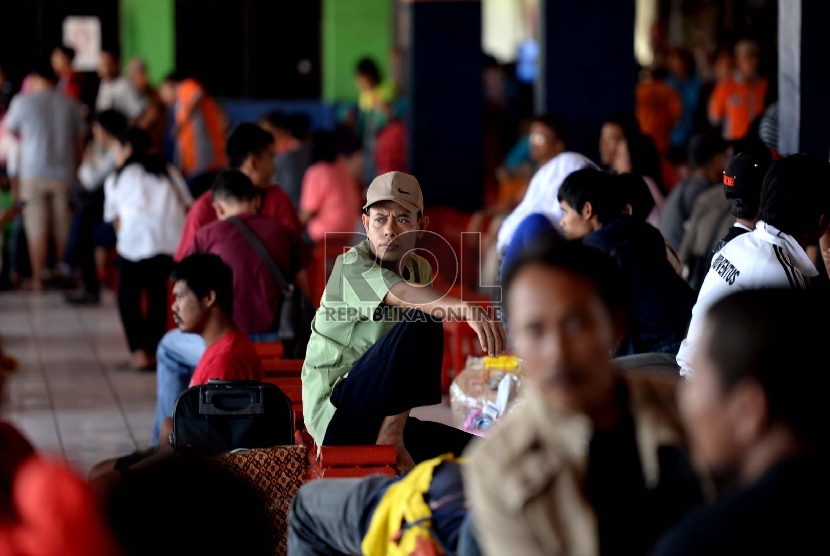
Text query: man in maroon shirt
151 170 310 446
174 122 302 261
183 170 311 334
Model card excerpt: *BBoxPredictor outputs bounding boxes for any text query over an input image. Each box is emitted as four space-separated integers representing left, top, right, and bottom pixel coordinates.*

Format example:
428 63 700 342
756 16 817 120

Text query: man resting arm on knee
301 171 505 474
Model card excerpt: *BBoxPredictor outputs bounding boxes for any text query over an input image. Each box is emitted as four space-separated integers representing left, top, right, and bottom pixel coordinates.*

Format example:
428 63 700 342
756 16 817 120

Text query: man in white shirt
95 50 145 122
677 154 830 377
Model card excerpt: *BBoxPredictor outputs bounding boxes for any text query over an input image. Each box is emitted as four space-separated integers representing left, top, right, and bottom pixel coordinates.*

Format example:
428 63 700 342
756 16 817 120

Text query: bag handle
228 215 294 297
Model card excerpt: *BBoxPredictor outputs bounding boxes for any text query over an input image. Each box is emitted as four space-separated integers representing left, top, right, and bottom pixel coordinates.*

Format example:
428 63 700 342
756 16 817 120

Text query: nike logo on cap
397 188 411 195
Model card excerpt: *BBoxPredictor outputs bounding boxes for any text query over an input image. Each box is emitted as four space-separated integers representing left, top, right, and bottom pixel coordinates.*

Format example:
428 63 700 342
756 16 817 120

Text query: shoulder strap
228 216 294 296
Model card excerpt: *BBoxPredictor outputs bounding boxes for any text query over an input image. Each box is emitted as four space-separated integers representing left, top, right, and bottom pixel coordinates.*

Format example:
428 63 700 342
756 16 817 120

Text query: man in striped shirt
677 155 830 378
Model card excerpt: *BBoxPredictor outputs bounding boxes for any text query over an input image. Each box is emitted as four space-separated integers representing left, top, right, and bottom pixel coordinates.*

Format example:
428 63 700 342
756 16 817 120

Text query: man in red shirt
174 122 302 261
183 170 311 336
168 253 263 387
90 253 264 477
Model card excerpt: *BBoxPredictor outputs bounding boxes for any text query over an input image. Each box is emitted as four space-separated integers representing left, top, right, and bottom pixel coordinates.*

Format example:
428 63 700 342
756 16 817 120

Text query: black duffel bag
170 380 294 455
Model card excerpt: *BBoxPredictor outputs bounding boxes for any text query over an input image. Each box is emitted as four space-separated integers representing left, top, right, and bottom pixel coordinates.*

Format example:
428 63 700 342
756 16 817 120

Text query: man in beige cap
301 171 506 473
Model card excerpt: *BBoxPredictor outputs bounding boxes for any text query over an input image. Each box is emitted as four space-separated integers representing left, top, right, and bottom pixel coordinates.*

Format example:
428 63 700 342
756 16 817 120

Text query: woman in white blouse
104 127 192 370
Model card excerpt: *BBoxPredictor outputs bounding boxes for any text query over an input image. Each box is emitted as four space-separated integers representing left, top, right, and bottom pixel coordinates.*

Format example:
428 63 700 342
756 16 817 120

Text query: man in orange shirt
709 40 768 141
160 72 227 181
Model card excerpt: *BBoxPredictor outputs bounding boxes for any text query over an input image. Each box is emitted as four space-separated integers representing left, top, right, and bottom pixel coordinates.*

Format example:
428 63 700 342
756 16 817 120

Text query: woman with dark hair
298 128 361 245
599 112 667 228
104 127 192 370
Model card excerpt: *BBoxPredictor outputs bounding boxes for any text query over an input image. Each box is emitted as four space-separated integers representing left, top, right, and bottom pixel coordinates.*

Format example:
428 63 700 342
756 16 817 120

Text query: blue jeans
151 329 206 446
150 328 281 446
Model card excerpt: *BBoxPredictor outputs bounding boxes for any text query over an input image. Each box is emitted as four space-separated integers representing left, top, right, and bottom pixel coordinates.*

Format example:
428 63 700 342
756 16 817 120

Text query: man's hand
467 304 506 358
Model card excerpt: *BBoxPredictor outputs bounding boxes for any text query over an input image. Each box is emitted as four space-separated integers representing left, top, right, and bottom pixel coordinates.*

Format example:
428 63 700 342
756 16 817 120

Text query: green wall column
120 0 176 85
323 0 392 102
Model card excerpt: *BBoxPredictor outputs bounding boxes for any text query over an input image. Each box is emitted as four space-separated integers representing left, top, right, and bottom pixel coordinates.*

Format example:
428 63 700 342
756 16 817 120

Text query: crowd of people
0 32 827 556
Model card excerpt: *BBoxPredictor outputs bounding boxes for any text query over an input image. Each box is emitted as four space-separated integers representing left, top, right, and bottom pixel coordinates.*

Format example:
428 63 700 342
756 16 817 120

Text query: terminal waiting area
0 0 828 554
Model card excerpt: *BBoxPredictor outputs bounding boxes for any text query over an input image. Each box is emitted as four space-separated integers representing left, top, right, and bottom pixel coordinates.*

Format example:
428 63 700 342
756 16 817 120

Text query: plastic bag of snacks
449 355 525 437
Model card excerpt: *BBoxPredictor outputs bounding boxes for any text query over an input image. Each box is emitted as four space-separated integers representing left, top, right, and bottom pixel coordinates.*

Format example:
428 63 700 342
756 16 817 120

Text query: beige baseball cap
363 171 424 214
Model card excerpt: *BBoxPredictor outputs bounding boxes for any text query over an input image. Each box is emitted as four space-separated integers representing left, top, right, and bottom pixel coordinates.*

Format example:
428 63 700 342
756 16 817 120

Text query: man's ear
417 215 429 239
729 379 769 447
212 201 225 219
623 203 634 216
361 212 370 235
581 201 594 220
203 290 217 310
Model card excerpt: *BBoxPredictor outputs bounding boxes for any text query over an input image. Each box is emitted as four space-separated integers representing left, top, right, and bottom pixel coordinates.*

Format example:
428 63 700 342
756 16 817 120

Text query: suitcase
170 380 294 455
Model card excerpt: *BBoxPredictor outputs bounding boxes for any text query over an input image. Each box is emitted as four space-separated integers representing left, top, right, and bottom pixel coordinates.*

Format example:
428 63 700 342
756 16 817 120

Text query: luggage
170 380 294 455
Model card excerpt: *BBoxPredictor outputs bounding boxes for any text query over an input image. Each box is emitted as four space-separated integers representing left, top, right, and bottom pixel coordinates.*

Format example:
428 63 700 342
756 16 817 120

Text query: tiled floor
0 290 453 477
0 290 156 476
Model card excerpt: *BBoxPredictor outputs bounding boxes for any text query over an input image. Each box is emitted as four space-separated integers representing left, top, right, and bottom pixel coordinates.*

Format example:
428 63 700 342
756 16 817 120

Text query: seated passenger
557 169 695 355
152 122 304 444
652 289 828 555
303 171 505 473
659 129 729 252
174 121 302 262
466 237 704 556
91 253 263 476
288 455 466 556
676 154 830 377
149 171 311 443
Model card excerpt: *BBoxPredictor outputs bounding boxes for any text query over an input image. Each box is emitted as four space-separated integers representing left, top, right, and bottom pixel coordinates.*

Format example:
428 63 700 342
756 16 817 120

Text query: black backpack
170 380 294 455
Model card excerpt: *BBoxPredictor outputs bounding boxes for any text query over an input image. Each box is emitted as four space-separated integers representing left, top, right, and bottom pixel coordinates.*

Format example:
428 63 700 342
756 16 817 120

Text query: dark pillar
537 0 638 161
779 0 830 157
405 0 483 212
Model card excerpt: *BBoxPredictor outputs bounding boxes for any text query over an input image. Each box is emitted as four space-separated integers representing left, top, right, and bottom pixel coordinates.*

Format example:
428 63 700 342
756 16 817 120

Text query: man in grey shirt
3 62 86 289
96 50 145 122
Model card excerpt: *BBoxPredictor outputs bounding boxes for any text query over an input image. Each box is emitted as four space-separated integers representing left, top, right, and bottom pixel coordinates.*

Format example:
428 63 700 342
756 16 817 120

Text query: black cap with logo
723 149 773 219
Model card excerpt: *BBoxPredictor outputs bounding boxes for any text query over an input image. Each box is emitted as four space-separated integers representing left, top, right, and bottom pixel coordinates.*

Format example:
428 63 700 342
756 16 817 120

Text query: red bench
257 355 398 480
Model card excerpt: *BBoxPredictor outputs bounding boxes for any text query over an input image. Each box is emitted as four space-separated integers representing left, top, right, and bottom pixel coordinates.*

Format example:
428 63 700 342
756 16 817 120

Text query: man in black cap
713 148 774 252
678 148 772 291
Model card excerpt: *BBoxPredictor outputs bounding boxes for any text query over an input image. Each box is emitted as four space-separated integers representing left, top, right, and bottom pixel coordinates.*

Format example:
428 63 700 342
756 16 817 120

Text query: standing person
659 129 729 251
676 154 830 378
64 109 129 305
95 50 144 122
354 58 396 185
126 58 167 154
652 288 828 555
2 62 86 290
160 72 227 183
709 40 768 142
466 237 703 556
50 45 84 102
299 129 362 245
666 48 702 151
104 128 192 370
